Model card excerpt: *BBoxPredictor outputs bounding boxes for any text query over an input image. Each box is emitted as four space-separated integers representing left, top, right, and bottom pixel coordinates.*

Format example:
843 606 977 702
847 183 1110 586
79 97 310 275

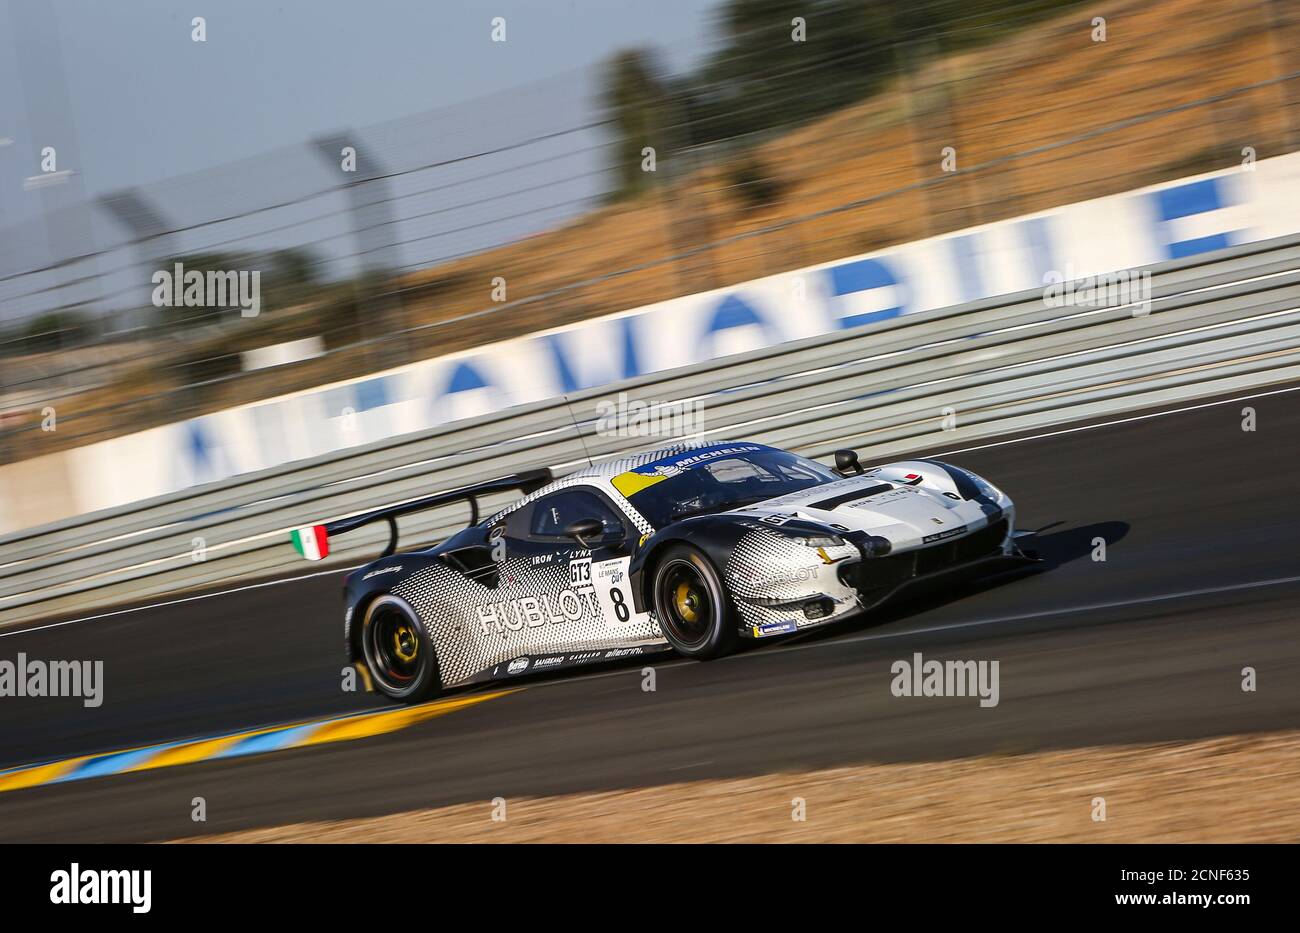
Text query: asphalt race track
1 386 1298 842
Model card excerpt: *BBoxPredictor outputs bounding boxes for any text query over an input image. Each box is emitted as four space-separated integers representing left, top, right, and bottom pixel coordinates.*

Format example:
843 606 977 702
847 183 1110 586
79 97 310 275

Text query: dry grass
184 729 1300 843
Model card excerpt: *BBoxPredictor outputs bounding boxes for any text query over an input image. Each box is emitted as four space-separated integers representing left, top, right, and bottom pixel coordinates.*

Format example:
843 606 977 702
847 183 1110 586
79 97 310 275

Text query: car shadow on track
755 520 1132 652
1030 520 1130 570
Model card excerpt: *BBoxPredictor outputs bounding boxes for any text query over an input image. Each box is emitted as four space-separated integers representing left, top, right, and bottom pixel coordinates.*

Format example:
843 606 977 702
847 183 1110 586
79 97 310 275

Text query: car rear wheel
652 544 737 659
361 594 442 702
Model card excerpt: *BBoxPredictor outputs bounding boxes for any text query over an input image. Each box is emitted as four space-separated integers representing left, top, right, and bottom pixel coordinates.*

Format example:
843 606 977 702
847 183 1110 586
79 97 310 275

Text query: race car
292 440 1036 702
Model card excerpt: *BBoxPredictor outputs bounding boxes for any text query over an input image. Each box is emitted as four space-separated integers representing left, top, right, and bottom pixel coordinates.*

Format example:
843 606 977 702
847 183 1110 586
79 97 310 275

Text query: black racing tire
360 594 442 703
651 544 738 660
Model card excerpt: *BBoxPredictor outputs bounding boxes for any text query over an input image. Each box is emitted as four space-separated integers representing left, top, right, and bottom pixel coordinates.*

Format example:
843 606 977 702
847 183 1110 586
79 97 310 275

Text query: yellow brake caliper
393 623 418 662
674 582 699 622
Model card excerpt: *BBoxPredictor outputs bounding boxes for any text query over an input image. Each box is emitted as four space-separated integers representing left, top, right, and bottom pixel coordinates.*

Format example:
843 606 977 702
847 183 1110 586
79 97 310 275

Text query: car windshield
616 445 838 528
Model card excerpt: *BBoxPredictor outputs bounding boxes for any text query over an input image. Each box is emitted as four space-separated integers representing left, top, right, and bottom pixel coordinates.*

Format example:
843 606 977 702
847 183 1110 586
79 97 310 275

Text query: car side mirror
834 449 863 476
565 518 622 549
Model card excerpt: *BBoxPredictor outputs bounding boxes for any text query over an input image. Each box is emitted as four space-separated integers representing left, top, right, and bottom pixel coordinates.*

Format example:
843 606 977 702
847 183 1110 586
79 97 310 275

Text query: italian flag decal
290 525 329 561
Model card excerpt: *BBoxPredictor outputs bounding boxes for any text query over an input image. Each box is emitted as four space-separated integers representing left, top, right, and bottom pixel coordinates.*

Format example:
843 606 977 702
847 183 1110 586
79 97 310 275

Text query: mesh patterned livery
295 441 1038 702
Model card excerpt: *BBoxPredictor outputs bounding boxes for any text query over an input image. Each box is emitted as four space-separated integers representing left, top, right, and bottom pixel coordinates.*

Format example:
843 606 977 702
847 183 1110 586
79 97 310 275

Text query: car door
497 487 648 656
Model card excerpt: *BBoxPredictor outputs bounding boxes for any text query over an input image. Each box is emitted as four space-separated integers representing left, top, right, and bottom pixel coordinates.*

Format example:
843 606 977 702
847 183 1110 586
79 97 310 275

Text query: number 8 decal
593 556 645 629
609 587 631 623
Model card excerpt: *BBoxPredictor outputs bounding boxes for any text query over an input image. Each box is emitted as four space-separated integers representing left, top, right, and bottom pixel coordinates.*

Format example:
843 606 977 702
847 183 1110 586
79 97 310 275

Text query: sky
0 0 718 201
0 0 722 321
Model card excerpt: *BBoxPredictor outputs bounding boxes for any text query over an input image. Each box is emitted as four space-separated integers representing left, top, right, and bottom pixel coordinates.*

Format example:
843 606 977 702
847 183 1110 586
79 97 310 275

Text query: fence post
660 95 719 295
895 38 934 240
310 133 410 368
97 189 174 337
1265 0 1300 151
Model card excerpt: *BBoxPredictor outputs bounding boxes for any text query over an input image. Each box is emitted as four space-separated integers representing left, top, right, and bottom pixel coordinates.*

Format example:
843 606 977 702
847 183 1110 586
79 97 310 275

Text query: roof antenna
562 395 595 467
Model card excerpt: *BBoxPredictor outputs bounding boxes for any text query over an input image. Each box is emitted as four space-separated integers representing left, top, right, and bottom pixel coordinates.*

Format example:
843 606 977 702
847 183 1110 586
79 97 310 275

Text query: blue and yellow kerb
0 690 511 794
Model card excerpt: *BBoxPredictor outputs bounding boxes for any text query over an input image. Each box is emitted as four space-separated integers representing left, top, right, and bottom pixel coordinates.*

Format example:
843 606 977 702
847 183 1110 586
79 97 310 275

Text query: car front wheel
651 544 737 659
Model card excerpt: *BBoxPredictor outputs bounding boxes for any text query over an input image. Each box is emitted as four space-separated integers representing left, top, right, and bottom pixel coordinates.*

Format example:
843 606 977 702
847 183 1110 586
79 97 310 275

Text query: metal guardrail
3 233 1299 625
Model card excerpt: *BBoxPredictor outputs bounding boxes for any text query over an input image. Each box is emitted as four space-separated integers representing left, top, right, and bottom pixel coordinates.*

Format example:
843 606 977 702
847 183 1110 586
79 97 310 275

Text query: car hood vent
805 483 893 510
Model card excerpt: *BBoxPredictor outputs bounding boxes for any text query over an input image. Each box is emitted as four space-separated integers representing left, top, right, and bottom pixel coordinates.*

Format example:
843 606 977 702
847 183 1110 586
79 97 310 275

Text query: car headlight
969 473 1004 502
795 534 846 548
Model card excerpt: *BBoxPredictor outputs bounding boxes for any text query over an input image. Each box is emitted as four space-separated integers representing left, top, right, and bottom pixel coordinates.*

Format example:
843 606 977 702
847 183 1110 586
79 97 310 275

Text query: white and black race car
292 441 1036 702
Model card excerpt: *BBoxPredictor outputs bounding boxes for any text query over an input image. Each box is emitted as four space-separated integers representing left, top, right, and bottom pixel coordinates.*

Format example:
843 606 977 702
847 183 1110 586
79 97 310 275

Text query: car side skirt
457 641 674 686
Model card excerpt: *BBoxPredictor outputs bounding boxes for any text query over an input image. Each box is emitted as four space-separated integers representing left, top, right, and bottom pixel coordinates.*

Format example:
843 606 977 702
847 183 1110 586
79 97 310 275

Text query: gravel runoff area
182 730 1300 843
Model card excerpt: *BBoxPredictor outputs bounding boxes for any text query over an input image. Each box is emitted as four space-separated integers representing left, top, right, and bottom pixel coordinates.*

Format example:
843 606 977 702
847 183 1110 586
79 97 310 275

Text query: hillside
12 0 1297 458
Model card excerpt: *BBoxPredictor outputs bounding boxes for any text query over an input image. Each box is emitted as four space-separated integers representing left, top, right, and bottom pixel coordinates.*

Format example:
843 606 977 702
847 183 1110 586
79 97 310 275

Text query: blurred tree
153 247 322 328
692 0 895 144
601 0 1088 200
602 48 673 199
155 252 245 327
266 247 318 288
3 308 98 354
262 247 320 309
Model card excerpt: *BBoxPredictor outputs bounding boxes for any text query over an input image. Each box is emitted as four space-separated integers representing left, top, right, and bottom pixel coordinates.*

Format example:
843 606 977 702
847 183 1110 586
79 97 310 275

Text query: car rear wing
289 467 553 561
